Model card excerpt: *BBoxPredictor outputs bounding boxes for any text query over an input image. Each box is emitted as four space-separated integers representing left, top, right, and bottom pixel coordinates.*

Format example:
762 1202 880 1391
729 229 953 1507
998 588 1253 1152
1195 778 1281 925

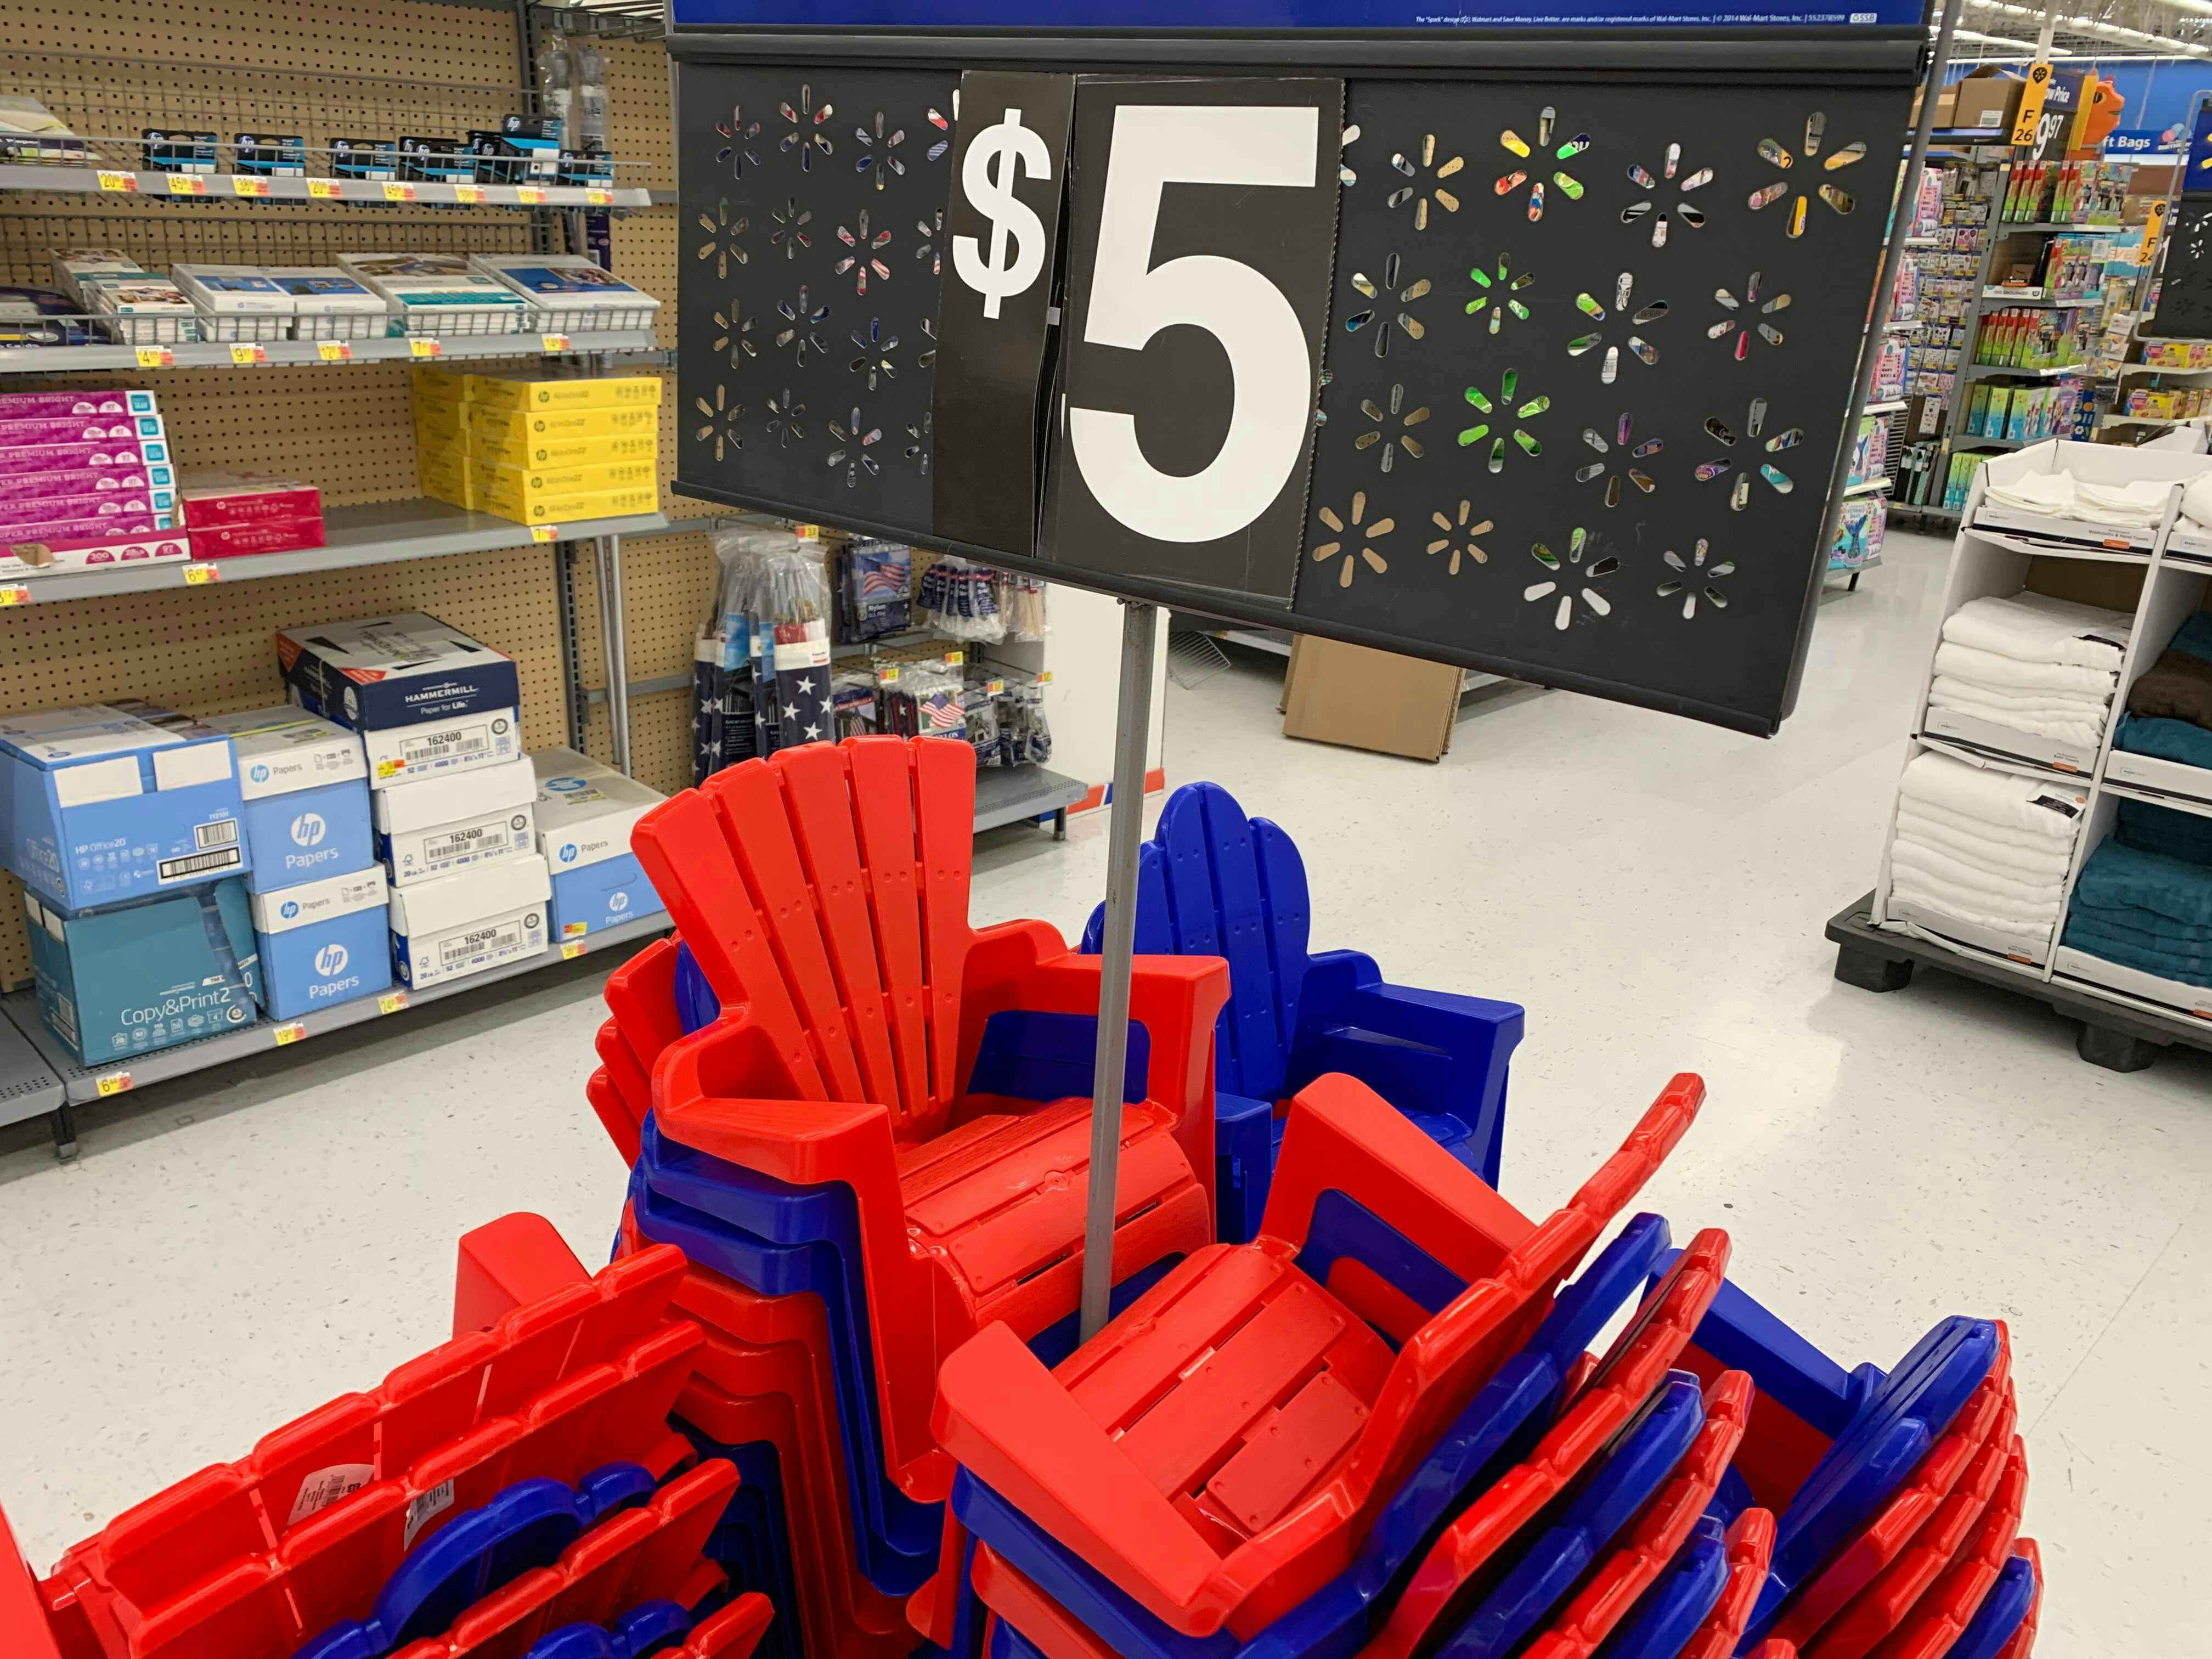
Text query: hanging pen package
693 523 832 782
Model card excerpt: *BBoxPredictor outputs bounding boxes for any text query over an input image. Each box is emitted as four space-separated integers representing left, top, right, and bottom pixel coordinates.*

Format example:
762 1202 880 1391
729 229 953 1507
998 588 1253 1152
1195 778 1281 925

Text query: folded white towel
1927 675 2111 720
2075 477 2174 524
2183 475 2212 529
1895 809 2077 882
1939 591 2133 670
1898 793 2084 857
1898 751 2089 840
1888 877 2057 947
1932 641 2119 698
1926 685 2108 752
1984 471 2079 514
1891 839 2067 917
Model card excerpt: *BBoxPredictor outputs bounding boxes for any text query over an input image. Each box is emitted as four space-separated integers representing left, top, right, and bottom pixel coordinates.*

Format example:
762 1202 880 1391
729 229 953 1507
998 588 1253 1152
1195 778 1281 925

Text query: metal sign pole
1079 599 1159 1343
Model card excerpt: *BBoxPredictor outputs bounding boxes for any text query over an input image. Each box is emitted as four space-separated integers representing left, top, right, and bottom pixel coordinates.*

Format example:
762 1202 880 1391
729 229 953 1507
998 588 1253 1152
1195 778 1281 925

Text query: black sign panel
933 71 1075 558
1042 78 1342 603
670 52 1916 733
1290 82 1909 727
674 63 956 534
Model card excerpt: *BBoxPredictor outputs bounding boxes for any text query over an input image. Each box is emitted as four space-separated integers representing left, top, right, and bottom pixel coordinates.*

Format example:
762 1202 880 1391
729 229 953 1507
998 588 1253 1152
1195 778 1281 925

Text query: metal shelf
1949 433 2035 449
1 910 674 1109
1979 290 2090 308
2100 414 2200 429
0 1013 64 1132
1963 362 2083 381
973 764 1086 833
1995 222 2125 235
0 328 658 374
0 500 673 603
1865 399 1908 415
0 163 651 209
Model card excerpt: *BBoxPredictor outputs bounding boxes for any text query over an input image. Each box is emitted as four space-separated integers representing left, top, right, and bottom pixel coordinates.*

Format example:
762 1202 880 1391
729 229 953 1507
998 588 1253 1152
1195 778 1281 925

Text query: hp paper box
251 864 391 1019
200 707 371 892
0 702 245 909
25 878 259 1065
388 854 549 989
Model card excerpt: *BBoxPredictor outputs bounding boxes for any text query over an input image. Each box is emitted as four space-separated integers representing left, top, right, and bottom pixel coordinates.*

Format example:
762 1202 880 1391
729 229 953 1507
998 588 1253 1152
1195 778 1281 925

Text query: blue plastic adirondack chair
1081 782 1523 1242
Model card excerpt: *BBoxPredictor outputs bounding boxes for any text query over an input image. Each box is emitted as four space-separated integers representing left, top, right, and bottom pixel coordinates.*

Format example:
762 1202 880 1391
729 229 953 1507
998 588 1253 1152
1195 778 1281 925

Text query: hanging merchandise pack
692 523 832 783
916 555 1005 641
840 538 913 642
994 569 1048 641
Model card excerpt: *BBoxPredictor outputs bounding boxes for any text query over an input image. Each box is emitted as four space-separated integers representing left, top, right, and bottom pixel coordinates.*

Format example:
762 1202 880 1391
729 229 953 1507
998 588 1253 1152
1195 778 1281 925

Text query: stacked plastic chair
0 1219 775 1659
1077 781 1525 1241
583 738 1237 1659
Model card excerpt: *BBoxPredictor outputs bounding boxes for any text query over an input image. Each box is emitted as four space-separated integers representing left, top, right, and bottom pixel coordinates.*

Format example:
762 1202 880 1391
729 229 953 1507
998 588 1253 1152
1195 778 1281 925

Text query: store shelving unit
0 329 661 373
1836 439 2212 1071
0 501 672 602
975 765 1086 834
0 164 652 208
0 910 672 1158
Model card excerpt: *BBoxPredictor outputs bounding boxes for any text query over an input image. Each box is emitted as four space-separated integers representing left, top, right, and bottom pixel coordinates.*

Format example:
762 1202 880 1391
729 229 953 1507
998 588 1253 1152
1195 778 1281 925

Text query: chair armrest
454 1214 590 1334
933 1324 1226 1635
1212 1092 1275 1246
1260 1074 1534 1284
1017 953 1231 1116
0 1508 61 1659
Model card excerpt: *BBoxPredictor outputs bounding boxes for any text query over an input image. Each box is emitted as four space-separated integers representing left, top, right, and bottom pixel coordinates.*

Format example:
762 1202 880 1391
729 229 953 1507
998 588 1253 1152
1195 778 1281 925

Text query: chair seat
1048 1239 1399 1546
901 1099 1214 1344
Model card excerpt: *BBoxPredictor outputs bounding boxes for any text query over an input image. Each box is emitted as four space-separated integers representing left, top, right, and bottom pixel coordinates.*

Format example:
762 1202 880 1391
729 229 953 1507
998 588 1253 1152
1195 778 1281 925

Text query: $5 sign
955 109 1053 320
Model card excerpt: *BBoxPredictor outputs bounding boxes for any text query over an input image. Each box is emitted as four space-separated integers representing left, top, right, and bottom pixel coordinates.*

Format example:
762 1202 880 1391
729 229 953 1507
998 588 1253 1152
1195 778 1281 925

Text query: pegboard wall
0 4 708 990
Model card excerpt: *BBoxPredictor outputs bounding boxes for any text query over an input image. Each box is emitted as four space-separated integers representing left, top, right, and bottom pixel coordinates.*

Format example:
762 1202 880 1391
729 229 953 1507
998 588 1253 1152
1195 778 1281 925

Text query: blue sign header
670 0 1924 27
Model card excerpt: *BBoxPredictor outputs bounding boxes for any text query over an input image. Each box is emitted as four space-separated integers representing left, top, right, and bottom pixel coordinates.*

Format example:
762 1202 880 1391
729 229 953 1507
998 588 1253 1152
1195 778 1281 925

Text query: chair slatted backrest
1087 785 1314 1104
630 737 976 1142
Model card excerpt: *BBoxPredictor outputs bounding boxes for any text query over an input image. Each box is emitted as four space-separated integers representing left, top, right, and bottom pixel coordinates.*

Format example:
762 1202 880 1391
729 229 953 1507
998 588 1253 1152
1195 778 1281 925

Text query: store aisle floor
1 532 2202 1655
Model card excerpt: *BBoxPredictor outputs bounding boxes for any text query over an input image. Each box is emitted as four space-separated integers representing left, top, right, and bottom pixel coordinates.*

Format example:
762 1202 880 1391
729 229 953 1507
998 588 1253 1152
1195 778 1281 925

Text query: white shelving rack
1832 437 2212 1069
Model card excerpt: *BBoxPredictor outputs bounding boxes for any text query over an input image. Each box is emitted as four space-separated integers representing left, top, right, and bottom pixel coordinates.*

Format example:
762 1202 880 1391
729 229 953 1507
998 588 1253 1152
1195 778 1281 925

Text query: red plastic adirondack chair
609 735 1233 1505
929 1070 1705 1642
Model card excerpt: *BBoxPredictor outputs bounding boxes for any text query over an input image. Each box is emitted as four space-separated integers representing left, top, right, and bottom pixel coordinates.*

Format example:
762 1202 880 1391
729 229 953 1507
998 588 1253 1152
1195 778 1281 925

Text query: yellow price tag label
383 181 416 202
879 665 900 684
2144 199 2170 264
232 175 270 197
562 941 586 961
96 169 136 192
945 650 964 667
134 346 173 368
182 562 220 585
166 173 207 196
987 678 1005 694
2011 61 2052 149
563 922 590 939
541 334 572 353
229 343 267 365
515 187 547 205
531 524 559 542
454 184 484 204
0 588 32 607
378 991 409 1014
793 522 820 540
1037 670 1053 685
317 340 352 362
96 1071 132 1097
306 177 340 198
409 338 442 358
586 188 613 206
376 758 402 778
273 1022 307 1045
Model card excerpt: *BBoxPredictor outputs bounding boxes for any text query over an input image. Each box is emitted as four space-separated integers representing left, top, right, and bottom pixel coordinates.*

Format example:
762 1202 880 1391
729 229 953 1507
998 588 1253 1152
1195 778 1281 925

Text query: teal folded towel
2066 913 2212 968
2116 797 2212 866
2067 894 2212 944
2070 840 2212 929
2114 712 2212 771
2060 923 2212 989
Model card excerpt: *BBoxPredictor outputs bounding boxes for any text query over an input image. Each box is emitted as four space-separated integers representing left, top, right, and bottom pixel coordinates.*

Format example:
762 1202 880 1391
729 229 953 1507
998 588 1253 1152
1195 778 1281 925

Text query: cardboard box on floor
1281 633 1464 761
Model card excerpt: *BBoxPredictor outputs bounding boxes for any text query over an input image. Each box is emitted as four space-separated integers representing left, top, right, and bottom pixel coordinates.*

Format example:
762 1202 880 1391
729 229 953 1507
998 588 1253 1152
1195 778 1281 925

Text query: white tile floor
1 530 2205 1654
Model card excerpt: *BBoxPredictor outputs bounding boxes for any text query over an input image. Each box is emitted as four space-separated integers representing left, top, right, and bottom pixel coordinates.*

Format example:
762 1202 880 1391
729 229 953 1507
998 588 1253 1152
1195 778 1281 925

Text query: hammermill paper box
373 755 537 887
276 613 521 787
388 853 549 989
530 747 664 937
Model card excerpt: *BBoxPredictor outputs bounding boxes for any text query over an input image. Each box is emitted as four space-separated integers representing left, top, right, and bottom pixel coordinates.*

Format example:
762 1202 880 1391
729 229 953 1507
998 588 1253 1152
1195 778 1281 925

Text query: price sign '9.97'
1043 78 1342 602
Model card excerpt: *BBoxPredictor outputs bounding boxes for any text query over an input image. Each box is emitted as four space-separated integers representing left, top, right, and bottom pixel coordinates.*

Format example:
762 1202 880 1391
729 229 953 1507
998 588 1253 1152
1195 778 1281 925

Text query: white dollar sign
954 108 1052 321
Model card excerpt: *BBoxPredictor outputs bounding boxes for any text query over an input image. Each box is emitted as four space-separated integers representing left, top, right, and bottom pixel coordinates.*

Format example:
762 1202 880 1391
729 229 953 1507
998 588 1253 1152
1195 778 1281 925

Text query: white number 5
1069 104 1322 546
